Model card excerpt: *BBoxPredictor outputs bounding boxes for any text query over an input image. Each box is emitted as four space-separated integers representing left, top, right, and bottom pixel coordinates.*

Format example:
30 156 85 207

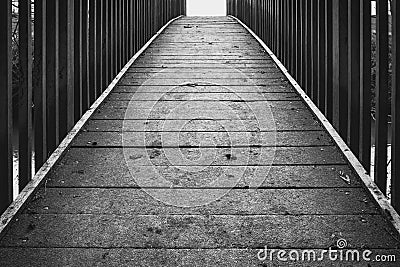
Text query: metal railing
227 0 400 212
0 0 186 214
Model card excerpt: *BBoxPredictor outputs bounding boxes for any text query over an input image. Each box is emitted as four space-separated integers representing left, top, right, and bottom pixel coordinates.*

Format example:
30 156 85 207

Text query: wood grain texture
1 16 399 266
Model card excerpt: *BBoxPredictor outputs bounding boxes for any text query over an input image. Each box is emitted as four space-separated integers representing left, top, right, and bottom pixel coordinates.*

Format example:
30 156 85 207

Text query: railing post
290 0 295 74
392 0 400 212
300 0 306 88
305 0 311 95
295 0 301 81
110 0 116 79
347 0 361 155
374 0 389 193
310 0 318 102
74 0 83 122
81 0 90 111
324 0 333 120
130 0 135 55
103 0 109 87
96 0 103 95
88 0 97 104
317 0 326 112
59 0 75 139
46 0 60 156
332 0 348 139
359 0 371 172
0 0 13 213
19 0 33 190
34 0 48 170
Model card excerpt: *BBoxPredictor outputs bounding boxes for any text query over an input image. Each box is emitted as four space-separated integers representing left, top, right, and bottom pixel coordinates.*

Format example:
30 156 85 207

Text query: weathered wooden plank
121 72 284 79
128 66 282 71
45 162 360 189
91 104 311 121
71 131 333 147
112 84 293 93
1 214 397 248
26 187 375 215
99 99 306 109
44 146 346 167
134 59 274 64
1 248 399 267
105 92 299 101
117 78 288 86
83 117 322 132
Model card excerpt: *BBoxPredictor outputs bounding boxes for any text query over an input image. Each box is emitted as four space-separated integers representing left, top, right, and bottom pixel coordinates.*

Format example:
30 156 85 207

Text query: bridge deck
1 17 400 266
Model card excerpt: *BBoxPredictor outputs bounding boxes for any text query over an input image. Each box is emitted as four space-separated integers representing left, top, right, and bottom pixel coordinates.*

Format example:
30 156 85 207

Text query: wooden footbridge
1 0 400 266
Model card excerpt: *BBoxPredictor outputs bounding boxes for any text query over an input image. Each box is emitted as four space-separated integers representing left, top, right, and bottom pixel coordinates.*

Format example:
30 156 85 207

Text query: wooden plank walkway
1 16 400 266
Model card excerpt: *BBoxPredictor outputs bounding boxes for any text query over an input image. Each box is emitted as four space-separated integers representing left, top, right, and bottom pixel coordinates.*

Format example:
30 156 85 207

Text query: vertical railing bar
305 0 311 94
117 0 121 70
96 0 103 95
81 0 89 111
392 0 400 212
88 0 97 104
46 0 60 156
317 0 325 112
332 0 348 139
114 0 118 76
128 0 132 58
121 0 125 64
374 0 389 193
359 0 371 172
19 0 33 190
300 0 306 88
290 0 295 75
310 0 318 101
59 0 75 139
295 0 301 81
130 0 134 56
347 0 361 155
103 0 109 88
33 0 47 170
324 0 333 120
73 0 83 122
0 0 13 213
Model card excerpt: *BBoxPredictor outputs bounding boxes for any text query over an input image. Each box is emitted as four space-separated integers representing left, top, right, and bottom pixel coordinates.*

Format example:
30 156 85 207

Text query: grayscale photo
0 0 399 266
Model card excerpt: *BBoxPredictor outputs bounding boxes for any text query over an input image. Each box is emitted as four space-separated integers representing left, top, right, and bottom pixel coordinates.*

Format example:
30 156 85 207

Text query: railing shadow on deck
0 0 186 215
227 0 400 215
